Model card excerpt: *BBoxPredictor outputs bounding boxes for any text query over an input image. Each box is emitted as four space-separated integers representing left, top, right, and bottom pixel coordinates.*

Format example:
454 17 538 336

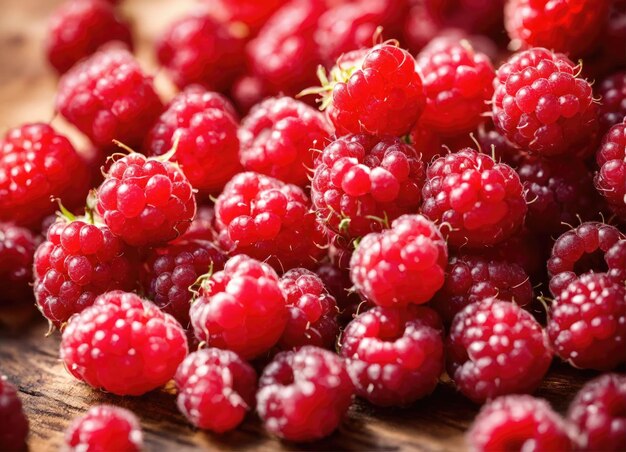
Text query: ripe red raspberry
55 47 163 149
181 205 216 242
256 346 353 441
208 0 282 36
0 376 29 451
238 97 331 187
547 222 625 296
422 148 527 247
145 86 241 196
311 134 425 240
0 123 89 228
595 119 626 221
46 0 132 74
447 298 552 403
492 48 598 157
315 262 364 326
0 223 37 310
431 254 533 324
175 348 257 433
568 373 626 451
547 272 626 371
350 214 448 307
505 0 611 57
96 153 196 247
597 71 626 134
214 172 326 270
60 291 188 395
468 395 574 452
415 37 495 135
65 405 142 452
190 255 288 359
340 305 444 407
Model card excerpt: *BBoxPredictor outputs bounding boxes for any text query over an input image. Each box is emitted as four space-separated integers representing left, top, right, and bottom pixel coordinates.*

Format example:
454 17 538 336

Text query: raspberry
547 222 625 296
547 272 626 371
0 223 38 310
597 71 626 134
231 75 270 115
316 262 364 325
595 119 626 221
311 134 425 240
0 123 89 228
425 0 505 37
0 376 29 451
446 298 552 403
350 214 448 307
96 153 196 247
34 218 137 328
415 37 495 135
422 148 527 247
214 172 326 270
46 0 132 74
475 122 524 165
190 255 288 359
606 239 626 284
156 13 246 92
65 405 142 452
483 228 547 280
181 205 216 242
431 254 533 324
467 395 574 452
568 373 626 451
145 86 241 195
340 305 444 407
175 348 257 433
55 47 163 149
256 346 353 441
492 48 598 157
60 291 188 395
208 0 283 36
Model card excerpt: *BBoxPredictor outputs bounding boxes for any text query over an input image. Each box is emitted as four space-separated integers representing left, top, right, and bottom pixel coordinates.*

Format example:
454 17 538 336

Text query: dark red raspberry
0 223 37 310
492 48 598 157
175 348 257 433
468 395 575 452
180 205 217 242
350 214 448 307
431 254 533 324
190 255 288 359
65 405 142 452
483 228 547 281
238 97 331 187
547 272 626 371
145 86 241 196
547 222 625 296
208 0 283 36
96 153 196 247
315 263 364 326
0 123 89 228
60 291 188 395
0 376 29 451
447 298 552 403
231 74 270 115
214 172 326 270
56 47 163 149
595 119 626 221
340 305 444 407
422 148 527 248
475 122 525 166
46 0 132 74
597 71 626 134
425 0 505 38
311 134 425 240
568 373 626 451
256 346 353 441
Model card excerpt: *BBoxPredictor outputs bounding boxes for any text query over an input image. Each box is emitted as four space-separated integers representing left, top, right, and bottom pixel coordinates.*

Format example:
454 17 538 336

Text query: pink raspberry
447 298 552 403
492 47 598 157
256 346 353 441
175 348 257 433
0 223 38 311
597 71 626 134
96 153 196 247
65 405 142 452
350 214 448 307
55 47 163 149
422 148 527 247
0 376 29 451
340 305 444 407
595 119 626 221
60 291 188 395
207 0 283 36
190 255 288 359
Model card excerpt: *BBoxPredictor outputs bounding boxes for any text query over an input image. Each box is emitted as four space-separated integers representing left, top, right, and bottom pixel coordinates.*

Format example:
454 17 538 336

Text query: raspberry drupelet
175 348 257 433
60 291 188 395
65 405 143 452
492 47 598 157
350 214 448 307
446 298 552 403
0 223 38 311
96 152 196 247
595 119 626 221
421 148 527 248
55 47 163 149
340 305 444 407
0 376 29 451
597 71 626 134
256 346 354 442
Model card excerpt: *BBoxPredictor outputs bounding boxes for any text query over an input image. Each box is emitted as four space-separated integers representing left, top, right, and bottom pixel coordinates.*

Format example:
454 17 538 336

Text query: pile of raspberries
1 0 626 450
